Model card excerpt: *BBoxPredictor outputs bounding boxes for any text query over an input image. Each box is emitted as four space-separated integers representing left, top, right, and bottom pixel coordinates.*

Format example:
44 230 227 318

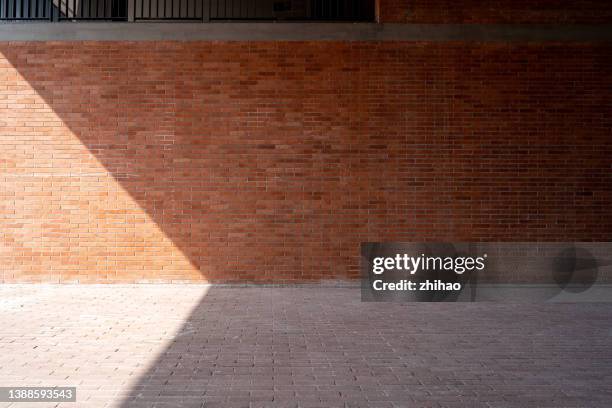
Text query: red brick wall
378 0 612 23
1 42 611 283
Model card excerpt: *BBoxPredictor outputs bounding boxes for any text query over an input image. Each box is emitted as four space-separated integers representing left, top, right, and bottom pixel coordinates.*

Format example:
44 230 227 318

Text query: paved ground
0 285 611 408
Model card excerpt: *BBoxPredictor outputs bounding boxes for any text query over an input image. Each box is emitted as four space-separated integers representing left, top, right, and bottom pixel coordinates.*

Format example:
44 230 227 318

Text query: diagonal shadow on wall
1 41 427 283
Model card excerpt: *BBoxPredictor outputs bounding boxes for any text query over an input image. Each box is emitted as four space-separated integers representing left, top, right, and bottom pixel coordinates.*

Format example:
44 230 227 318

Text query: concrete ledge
0 22 611 42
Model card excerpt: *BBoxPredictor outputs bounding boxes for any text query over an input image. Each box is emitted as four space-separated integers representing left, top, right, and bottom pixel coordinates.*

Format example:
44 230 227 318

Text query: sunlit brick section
0 55 200 283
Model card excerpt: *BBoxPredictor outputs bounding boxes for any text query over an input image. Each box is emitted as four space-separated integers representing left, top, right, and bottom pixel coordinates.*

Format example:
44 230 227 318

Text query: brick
0 41 610 283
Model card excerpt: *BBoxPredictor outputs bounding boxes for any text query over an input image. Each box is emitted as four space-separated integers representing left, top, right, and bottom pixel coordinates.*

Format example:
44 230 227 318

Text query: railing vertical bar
202 0 208 20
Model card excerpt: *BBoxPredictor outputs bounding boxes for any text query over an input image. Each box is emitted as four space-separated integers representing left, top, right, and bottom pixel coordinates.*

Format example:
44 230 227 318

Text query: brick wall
378 1 612 23
1 42 611 283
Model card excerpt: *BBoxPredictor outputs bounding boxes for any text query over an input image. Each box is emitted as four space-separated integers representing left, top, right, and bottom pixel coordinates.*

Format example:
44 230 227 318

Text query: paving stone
0 285 610 407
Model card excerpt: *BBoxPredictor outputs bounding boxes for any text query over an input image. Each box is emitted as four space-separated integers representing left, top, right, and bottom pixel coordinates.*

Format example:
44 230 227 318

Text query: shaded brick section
379 0 612 23
0 42 611 283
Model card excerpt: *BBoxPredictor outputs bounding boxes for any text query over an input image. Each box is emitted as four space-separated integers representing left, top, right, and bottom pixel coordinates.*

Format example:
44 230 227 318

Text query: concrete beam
0 22 611 42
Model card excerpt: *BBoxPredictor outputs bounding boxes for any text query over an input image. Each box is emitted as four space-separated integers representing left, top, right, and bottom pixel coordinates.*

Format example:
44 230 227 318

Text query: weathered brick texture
379 0 612 23
1 42 611 283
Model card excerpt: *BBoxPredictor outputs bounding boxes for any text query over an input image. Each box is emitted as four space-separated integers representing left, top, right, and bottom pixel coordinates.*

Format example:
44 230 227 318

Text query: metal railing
209 0 374 21
1 0 375 21
134 0 201 20
1 0 53 20
59 0 127 20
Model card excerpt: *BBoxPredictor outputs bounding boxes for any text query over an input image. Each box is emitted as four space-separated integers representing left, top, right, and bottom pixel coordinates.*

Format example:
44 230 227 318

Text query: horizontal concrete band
0 22 611 42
